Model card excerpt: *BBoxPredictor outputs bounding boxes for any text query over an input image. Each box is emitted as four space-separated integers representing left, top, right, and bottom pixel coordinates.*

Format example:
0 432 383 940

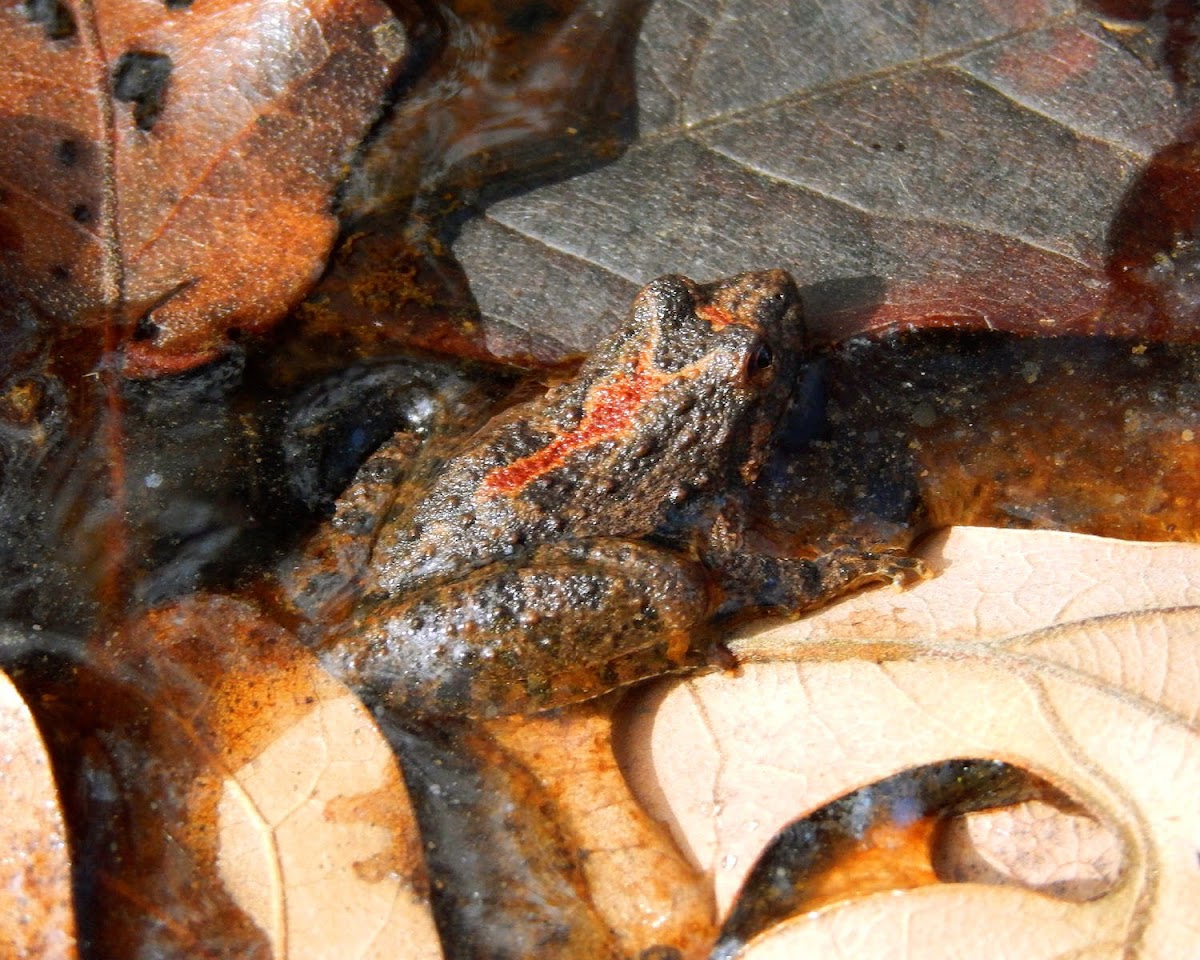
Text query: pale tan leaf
740 886 1121 960
1016 607 1200 728
935 800 1122 899
620 527 1200 957
207 643 441 960
0 670 77 960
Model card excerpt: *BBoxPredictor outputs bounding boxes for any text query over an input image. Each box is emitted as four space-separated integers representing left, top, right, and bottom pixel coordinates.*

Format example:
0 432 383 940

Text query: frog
284 270 921 718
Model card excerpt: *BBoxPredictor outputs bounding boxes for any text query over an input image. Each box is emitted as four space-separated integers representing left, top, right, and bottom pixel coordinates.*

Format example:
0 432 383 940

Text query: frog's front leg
280 432 424 626
318 540 714 718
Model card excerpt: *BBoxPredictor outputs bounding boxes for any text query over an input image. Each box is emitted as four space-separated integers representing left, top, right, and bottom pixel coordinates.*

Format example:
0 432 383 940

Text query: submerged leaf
456 3 1195 355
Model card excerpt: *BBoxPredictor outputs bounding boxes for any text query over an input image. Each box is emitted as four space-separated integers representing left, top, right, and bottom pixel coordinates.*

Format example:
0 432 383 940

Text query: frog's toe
880 553 929 588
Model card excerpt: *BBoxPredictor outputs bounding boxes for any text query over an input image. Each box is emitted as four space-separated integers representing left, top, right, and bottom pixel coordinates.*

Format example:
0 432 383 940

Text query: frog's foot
278 433 423 627
716 543 928 620
793 544 930 612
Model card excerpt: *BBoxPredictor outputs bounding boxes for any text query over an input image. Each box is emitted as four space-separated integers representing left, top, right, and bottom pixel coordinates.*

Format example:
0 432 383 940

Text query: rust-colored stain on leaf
785 818 944 913
489 704 717 959
7 597 438 958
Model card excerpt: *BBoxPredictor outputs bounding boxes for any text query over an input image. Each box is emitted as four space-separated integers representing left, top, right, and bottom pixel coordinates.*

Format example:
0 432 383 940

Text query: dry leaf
0 668 77 960
620 527 1200 957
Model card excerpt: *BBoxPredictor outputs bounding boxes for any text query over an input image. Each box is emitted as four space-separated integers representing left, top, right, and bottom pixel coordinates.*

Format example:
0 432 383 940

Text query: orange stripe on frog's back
482 360 672 497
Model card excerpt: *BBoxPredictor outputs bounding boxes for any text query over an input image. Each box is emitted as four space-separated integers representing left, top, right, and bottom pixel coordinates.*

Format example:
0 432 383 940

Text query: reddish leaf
0 0 412 376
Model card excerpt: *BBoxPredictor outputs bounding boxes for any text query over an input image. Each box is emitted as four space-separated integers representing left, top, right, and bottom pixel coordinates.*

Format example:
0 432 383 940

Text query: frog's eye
746 340 774 377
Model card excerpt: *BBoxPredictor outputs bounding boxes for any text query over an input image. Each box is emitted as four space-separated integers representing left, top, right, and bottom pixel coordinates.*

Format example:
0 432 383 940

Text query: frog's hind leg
318 539 714 718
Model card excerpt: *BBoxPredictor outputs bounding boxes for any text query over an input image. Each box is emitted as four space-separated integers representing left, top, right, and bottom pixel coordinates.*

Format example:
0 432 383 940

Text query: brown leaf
10 597 437 958
0 669 78 959
618 528 1200 956
0 0 410 376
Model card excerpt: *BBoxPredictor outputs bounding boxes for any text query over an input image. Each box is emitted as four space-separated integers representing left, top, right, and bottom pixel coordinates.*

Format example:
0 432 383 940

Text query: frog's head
628 270 805 486
629 270 804 371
